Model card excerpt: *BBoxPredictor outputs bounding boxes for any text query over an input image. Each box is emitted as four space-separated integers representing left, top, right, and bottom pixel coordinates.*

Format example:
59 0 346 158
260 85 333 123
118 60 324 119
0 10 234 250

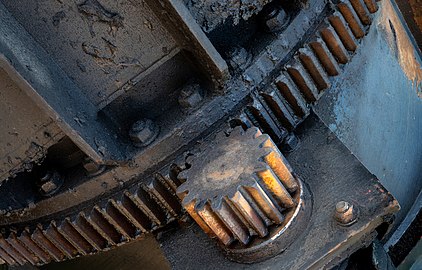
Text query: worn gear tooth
261 148 298 193
309 39 341 76
246 99 287 143
363 0 378 13
31 227 64 262
93 205 131 241
212 200 250 245
131 188 167 226
275 74 309 118
5 233 39 265
74 213 107 251
338 1 366 38
260 90 297 131
319 25 350 64
57 219 92 256
44 223 77 259
196 202 235 246
349 0 372 25
104 200 138 239
118 194 153 232
255 168 295 209
147 176 181 217
230 189 268 237
89 206 122 245
18 230 51 264
329 12 358 52
0 236 27 265
243 182 284 224
286 62 319 102
298 48 331 91
0 245 16 265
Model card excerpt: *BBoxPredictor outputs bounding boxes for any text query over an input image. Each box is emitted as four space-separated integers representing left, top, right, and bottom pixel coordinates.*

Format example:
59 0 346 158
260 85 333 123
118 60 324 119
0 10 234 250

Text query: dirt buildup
184 0 271 32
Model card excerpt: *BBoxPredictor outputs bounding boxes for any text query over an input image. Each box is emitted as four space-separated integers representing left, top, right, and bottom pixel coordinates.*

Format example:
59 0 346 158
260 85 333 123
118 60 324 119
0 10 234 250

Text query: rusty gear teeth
242 0 380 143
176 127 309 262
0 174 181 266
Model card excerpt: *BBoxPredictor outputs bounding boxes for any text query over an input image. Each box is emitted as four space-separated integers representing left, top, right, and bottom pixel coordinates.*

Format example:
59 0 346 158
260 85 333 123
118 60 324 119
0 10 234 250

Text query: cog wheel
177 127 311 263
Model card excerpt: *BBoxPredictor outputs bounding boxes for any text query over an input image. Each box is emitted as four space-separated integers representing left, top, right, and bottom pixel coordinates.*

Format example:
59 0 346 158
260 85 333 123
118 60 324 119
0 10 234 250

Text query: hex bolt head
129 119 159 147
82 157 106 176
178 82 203 109
334 201 358 226
265 8 289 33
39 170 64 197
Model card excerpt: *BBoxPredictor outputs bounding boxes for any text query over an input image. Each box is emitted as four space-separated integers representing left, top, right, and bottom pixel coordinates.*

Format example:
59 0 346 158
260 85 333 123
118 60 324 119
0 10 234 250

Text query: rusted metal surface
159 114 400 269
177 127 310 262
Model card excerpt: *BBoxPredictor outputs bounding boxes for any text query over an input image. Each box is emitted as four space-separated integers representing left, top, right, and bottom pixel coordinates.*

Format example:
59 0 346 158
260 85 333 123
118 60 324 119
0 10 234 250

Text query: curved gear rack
177 127 311 263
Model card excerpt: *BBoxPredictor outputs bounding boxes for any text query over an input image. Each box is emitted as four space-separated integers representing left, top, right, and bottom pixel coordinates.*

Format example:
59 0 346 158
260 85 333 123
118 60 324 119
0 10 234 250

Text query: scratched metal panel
314 0 422 223
0 68 63 181
1 0 178 108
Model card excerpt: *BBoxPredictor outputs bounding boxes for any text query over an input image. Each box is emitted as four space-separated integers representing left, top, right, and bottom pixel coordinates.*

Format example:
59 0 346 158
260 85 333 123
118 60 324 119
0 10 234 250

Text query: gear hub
177 127 311 263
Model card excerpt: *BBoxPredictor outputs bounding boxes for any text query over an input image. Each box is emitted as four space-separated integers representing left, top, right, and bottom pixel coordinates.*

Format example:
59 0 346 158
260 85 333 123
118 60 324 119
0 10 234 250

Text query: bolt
228 47 252 70
39 170 64 197
129 119 159 147
178 82 203 109
265 7 289 33
82 157 106 176
334 201 358 226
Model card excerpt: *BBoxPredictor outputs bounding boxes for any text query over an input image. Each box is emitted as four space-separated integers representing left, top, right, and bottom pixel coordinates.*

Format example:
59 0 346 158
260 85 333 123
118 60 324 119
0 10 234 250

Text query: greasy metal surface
177 127 309 262
159 114 400 269
314 0 422 224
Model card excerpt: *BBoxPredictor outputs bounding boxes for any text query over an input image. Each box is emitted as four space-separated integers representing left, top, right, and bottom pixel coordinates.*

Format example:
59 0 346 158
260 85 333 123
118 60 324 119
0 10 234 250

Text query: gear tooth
230 189 268 237
44 223 77 259
363 0 378 13
31 226 64 262
328 12 358 52
255 169 296 209
74 212 107 251
337 1 366 39
197 202 235 246
0 234 28 266
5 232 39 265
319 25 350 64
349 0 372 25
261 148 298 193
57 219 92 256
212 200 250 245
244 183 284 224
18 230 51 264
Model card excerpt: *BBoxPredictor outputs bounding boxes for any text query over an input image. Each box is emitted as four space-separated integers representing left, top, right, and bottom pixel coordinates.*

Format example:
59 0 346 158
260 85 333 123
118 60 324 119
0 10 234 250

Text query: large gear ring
177 127 311 263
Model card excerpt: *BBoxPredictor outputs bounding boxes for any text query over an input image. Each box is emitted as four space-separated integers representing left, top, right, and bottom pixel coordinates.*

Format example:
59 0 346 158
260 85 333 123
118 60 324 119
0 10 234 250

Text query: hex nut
129 119 159 147
266 8 289 32
334 201 358 226
82 157 106 176
39 170 63 197
178 83 203 109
